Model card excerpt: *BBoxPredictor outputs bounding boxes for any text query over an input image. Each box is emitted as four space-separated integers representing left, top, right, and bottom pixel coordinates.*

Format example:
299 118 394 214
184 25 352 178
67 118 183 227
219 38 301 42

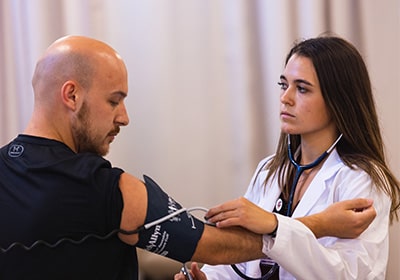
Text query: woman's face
279 54 336 140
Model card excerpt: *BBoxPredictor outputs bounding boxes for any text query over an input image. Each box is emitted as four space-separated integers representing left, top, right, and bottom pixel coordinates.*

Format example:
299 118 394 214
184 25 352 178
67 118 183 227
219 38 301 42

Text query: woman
176 36 400 279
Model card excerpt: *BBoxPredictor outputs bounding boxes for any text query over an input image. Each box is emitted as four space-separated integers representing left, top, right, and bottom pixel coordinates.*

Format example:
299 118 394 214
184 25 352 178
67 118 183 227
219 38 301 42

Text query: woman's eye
297 86 307 93
110 101 119 107
277 82 287 90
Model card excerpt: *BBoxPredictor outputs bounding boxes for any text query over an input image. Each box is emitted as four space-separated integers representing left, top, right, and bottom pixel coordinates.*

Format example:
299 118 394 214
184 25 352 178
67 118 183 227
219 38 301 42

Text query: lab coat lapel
291 149 343 218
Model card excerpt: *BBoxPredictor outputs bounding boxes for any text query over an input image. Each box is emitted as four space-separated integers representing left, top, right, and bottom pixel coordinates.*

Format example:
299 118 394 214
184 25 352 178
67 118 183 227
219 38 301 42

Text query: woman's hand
204 196 375 239
205 197 278 235
174 262 207 280
298 198 376 238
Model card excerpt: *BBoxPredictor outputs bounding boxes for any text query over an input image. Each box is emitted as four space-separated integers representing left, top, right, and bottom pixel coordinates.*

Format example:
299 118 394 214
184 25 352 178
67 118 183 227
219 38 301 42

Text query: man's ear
61 80 80 111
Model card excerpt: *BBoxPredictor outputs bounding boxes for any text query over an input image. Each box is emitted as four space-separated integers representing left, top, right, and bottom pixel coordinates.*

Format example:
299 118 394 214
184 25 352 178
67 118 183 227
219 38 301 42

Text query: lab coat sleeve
262 182 390 280
202 260 264 279
201 261 255 280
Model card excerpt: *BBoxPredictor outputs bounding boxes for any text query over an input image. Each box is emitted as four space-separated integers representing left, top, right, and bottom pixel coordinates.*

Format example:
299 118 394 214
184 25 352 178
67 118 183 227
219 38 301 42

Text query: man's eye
110 101 119 107
277 82 287 90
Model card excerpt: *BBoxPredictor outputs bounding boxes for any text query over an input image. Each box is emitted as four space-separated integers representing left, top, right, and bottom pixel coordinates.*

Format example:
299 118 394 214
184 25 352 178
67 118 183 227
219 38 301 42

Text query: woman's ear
60 80 80 111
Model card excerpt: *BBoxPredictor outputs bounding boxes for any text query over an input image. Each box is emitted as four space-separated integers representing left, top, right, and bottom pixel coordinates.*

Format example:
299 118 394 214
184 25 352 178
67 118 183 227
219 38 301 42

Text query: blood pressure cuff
135 175 205 263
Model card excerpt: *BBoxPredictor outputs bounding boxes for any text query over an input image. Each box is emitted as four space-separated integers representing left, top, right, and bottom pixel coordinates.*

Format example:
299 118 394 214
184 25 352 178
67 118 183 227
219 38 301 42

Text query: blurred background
1 0 399 279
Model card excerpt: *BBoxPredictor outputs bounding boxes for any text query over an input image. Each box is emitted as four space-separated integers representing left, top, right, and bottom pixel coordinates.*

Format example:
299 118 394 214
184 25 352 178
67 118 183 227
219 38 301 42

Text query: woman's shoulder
324 152 375 188
255 154 275 169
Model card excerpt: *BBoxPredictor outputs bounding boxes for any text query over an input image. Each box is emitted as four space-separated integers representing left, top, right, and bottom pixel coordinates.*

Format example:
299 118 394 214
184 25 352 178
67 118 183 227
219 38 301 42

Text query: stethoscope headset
230 133 343 280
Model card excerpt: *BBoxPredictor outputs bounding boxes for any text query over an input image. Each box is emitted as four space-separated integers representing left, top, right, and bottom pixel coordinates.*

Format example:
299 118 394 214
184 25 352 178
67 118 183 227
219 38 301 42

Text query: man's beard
72 101 109 156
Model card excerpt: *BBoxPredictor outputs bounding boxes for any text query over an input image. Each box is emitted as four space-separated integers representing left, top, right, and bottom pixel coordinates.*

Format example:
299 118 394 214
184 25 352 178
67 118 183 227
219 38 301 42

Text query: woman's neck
299 132 341 165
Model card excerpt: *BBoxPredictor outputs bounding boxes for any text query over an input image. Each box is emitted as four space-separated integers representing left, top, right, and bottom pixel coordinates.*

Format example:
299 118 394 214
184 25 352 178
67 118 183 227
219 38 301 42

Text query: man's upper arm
116 173 265 265
117 172 148 245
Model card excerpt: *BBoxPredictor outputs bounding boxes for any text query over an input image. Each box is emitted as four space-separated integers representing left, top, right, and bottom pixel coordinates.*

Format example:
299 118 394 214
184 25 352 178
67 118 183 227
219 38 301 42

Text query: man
0 35 375 280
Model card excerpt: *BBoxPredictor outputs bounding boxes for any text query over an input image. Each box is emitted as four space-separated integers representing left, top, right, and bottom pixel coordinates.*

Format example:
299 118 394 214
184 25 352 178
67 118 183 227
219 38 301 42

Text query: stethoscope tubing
287 134 342 216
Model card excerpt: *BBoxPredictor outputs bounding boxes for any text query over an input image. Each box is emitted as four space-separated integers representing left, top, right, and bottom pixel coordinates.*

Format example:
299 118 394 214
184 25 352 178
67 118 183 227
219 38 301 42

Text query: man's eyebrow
112 91 127 98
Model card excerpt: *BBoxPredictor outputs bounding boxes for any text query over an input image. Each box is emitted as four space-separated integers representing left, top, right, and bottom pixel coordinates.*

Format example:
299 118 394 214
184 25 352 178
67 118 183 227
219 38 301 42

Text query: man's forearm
191 225 265 265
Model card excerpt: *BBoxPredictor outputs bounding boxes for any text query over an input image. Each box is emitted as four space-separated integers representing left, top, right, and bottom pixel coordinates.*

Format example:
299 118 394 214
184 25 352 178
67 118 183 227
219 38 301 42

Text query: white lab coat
202 149 390 280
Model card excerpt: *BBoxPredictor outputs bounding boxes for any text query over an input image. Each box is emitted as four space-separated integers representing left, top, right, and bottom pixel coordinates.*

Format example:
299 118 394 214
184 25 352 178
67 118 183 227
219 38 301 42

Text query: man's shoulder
1 134 123 179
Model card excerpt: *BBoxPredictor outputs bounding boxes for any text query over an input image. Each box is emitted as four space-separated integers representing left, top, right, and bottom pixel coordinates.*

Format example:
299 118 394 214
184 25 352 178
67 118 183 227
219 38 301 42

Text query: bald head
32 35 125 103
26 35 129 151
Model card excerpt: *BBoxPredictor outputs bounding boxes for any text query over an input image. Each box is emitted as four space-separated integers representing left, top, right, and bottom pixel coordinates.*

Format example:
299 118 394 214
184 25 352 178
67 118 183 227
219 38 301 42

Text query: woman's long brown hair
263 36 400 223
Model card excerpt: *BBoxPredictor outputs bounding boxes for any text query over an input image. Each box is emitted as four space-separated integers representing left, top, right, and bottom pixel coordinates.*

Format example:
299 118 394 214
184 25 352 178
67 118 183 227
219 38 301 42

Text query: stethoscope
230 133 343 280
286 133 343 217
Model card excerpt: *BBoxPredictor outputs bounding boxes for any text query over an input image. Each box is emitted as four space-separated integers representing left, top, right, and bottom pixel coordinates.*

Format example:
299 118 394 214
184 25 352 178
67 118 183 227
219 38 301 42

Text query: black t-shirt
0 135 138 280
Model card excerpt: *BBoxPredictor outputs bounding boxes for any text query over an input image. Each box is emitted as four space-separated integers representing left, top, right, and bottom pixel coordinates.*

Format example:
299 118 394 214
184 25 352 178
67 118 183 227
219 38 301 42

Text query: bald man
0 35 376 280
